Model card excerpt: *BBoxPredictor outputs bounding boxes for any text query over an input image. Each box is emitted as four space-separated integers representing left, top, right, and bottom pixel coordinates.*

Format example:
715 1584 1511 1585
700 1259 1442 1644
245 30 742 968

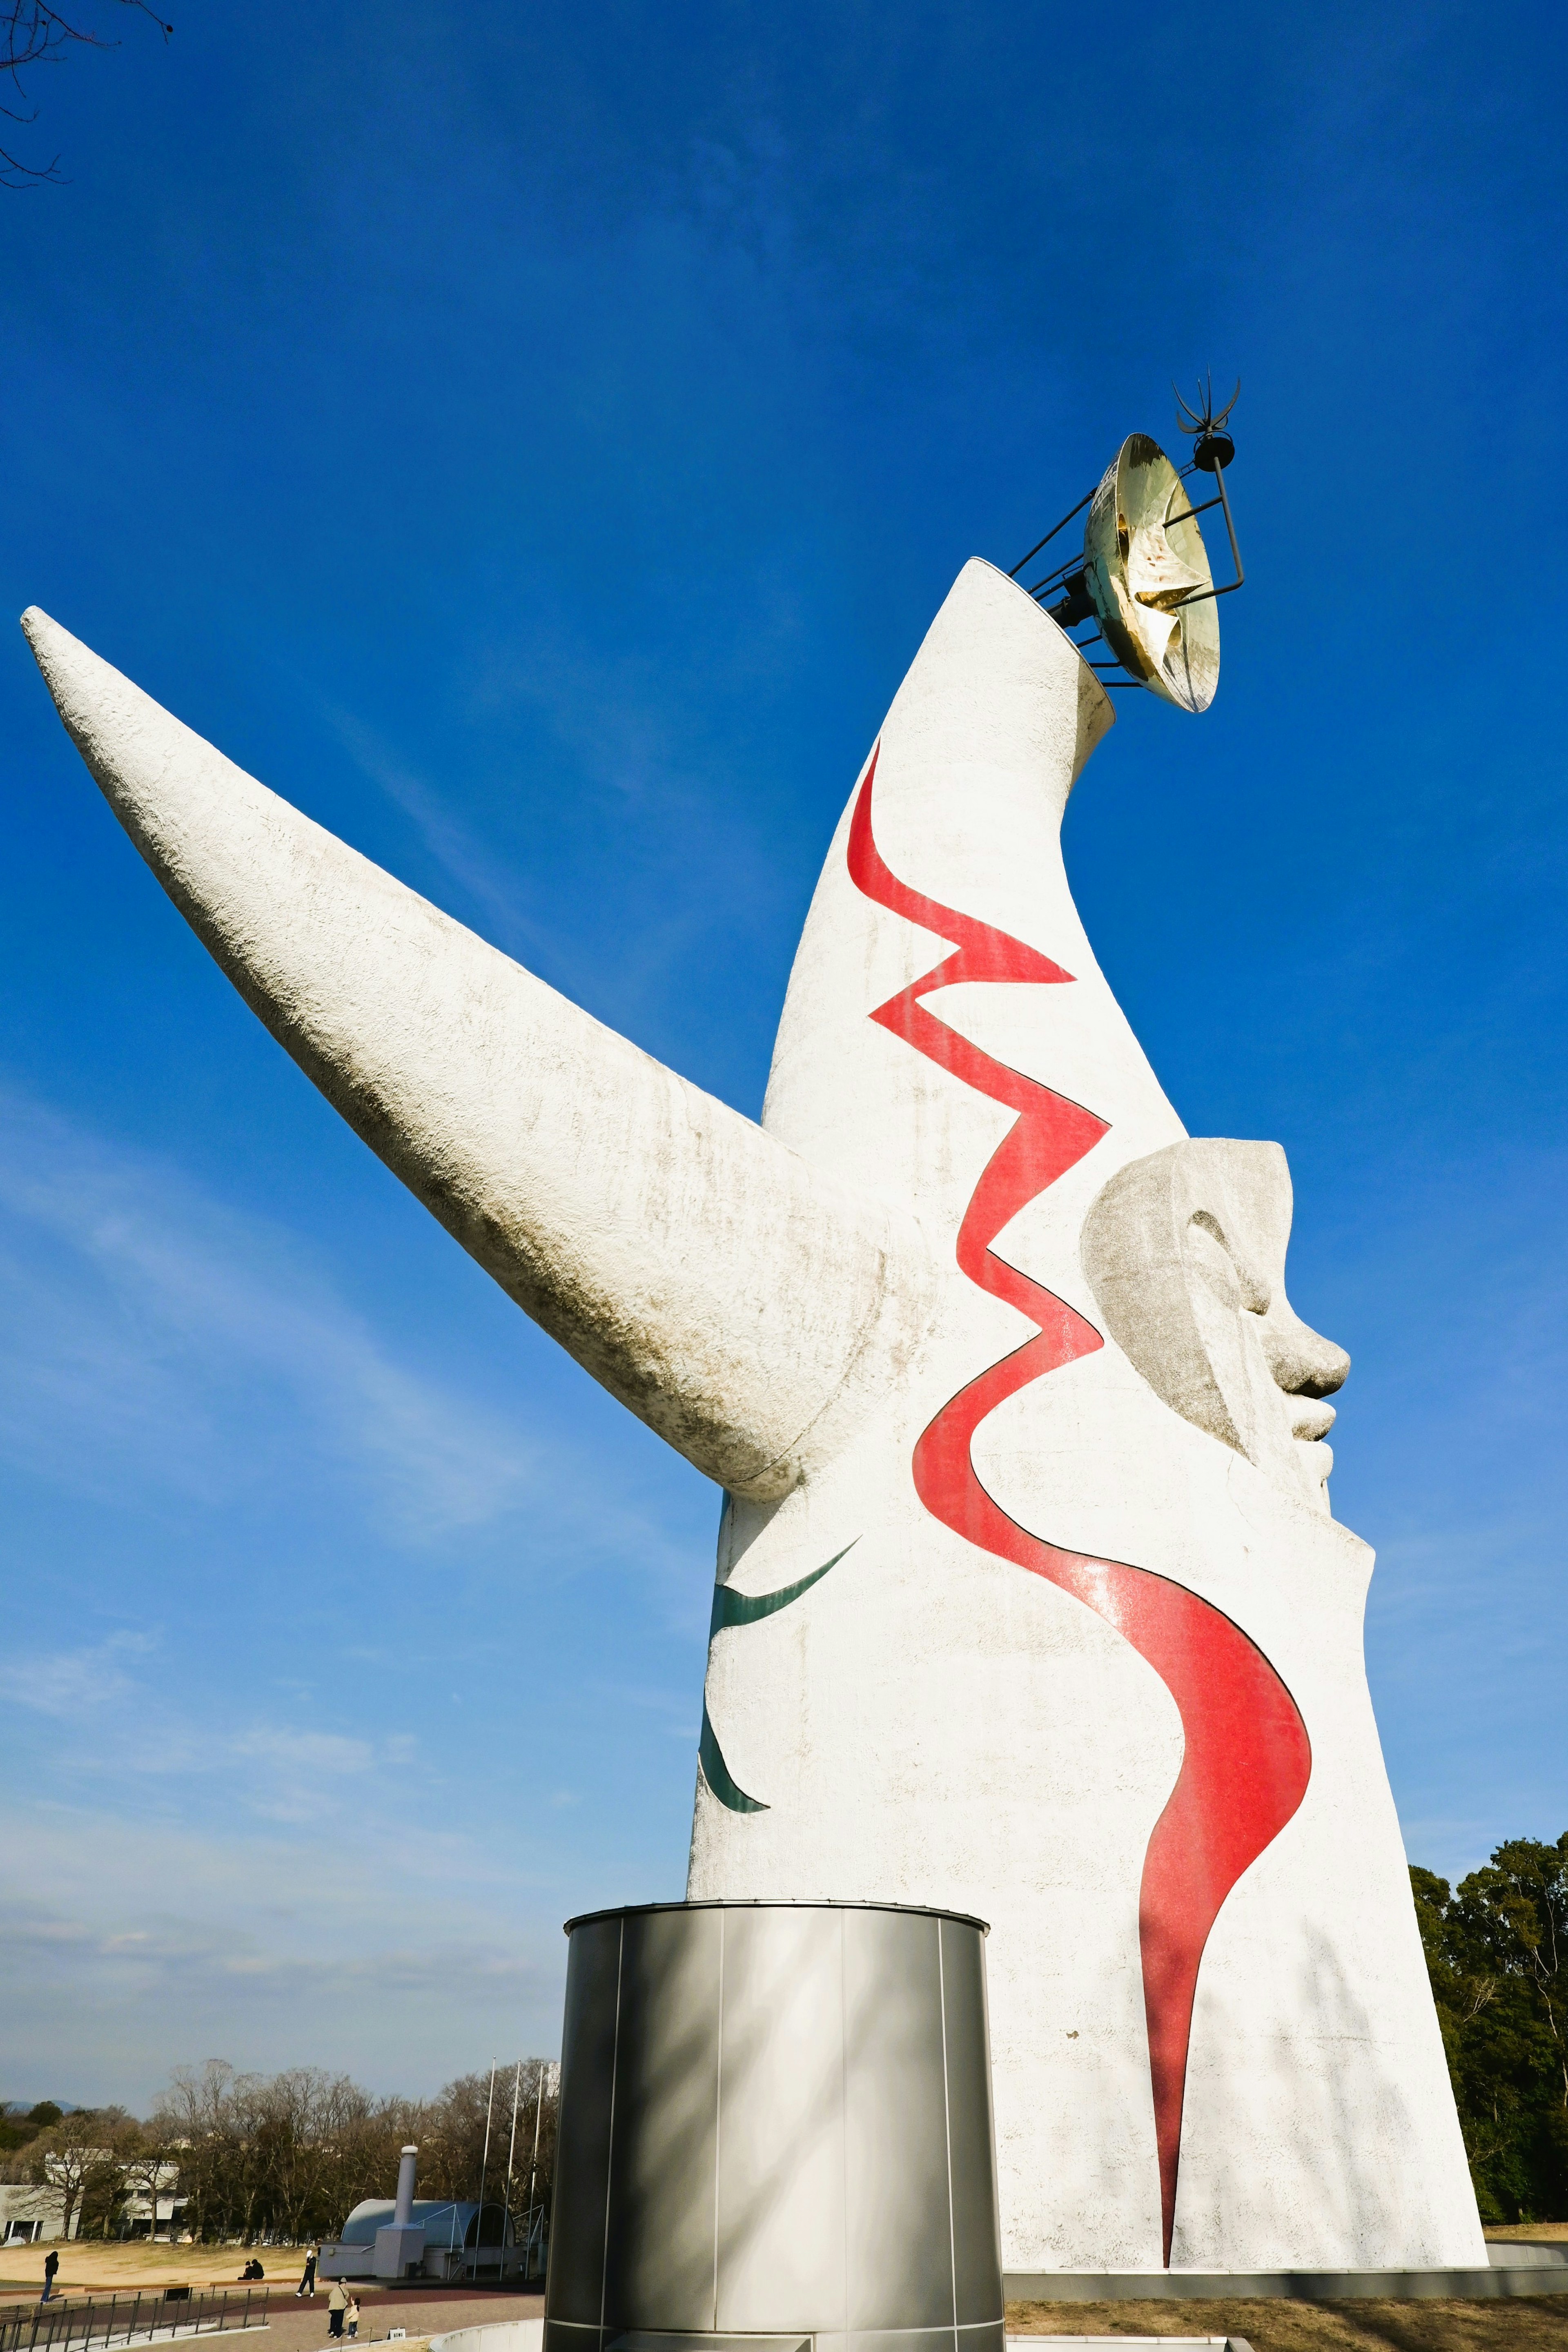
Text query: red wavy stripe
847 745 1310 2265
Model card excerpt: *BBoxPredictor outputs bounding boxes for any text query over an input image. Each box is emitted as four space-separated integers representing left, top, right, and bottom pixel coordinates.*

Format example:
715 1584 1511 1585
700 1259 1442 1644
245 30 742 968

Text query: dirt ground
1007 2296 1568 2352
0 2244 318 2295
0 2246 549 2300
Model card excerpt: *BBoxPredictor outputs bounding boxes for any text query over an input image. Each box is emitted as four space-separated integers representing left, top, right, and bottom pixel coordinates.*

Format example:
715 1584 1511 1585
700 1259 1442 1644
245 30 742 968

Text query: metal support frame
1009 375 1245 689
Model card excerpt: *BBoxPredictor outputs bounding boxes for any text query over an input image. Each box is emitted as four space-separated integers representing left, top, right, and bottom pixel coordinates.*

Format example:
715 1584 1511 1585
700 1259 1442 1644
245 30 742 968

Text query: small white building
119 2166 186 2239
0 2184 71 2245
0 2157 185 2244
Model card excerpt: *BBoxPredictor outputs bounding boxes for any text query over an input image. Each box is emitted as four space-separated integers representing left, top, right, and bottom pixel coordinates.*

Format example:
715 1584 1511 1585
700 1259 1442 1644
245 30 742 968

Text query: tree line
0 2060 559 2245
1412 1831 1567 2223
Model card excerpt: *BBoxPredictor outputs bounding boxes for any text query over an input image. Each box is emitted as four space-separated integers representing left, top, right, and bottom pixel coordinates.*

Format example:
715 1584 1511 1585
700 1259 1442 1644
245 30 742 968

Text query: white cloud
0 1632 154 1719
0 1800 570 2107
231 1725 377 1772
226 1723 383 1824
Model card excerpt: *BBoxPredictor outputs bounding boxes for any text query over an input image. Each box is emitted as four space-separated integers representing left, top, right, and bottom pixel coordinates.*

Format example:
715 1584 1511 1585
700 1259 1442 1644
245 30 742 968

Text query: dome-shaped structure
338 2197 514 2250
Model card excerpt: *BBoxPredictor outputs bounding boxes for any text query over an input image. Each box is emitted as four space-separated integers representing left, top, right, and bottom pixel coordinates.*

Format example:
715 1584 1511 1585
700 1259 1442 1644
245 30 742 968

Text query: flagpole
503 2060 523 2274
473 2060 497 2282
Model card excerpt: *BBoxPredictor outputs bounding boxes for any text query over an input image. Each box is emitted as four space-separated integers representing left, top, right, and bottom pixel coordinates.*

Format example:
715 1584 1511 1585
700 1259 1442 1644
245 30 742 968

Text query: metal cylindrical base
545 1900 1004 2352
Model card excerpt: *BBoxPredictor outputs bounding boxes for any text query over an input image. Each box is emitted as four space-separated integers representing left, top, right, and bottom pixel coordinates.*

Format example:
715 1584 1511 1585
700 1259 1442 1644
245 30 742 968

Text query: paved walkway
0 2289 541 2352
256 2289 543 2352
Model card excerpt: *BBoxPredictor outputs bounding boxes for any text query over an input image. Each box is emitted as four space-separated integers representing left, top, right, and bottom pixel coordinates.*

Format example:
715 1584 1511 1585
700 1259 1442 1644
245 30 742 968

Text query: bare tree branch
0 0 171 186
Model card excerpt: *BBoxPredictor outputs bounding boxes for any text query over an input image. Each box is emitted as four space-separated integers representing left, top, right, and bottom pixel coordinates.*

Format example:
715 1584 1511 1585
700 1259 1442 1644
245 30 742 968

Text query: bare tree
149 2059 559 2245
120 2125 179 2241
158 2063 261 2243
416 2063 558 2230
27 2107 134 2239
2 0 171 187
253 2070 378 2245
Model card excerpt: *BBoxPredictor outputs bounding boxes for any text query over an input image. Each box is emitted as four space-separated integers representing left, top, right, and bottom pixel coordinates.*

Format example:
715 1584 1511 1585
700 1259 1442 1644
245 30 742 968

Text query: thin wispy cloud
0 1085 537 1539
0 1638 412 1826
0 1797 571 2102
323 706 559 967
321 678 751 1036
468 622 682 804
231 1725 377 1775
228 1724 381 1824
0 1632 155 1719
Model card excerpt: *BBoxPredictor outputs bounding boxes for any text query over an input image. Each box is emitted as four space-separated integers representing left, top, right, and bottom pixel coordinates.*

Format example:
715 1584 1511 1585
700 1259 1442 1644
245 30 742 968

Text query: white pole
527 2064 545 2201
526 2061 550 2280
474 2061 497 2282
503 2061 522 2272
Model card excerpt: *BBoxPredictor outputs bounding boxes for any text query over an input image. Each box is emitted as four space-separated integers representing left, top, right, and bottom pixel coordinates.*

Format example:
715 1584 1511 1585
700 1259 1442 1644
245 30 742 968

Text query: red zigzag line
847 745 1311 2268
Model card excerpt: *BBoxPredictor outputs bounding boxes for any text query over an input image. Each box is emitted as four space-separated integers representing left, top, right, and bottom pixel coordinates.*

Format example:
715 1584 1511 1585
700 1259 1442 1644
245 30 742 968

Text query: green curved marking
699 1541 858 1815
708 1541 857 1640
699 1705 767 1813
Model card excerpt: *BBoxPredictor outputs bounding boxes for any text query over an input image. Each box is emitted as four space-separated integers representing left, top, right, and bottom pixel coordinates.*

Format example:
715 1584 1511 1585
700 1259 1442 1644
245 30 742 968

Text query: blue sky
1 1 1564 2111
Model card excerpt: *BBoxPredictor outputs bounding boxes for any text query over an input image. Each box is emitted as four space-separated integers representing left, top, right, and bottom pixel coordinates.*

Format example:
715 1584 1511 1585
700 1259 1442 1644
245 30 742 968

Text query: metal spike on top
1174 372 1240 473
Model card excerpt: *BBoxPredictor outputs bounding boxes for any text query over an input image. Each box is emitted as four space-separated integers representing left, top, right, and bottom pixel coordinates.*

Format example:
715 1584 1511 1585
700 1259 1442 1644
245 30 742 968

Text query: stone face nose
20 605 934 1500
1262 1318 1352 1399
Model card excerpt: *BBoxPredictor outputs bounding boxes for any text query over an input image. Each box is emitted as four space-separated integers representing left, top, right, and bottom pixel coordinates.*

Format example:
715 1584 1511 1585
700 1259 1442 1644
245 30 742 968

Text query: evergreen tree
1412 1832 1568 2222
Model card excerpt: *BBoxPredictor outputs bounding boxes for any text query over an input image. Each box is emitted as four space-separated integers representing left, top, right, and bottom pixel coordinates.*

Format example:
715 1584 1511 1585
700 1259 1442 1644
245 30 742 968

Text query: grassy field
1007 2298 1568 2352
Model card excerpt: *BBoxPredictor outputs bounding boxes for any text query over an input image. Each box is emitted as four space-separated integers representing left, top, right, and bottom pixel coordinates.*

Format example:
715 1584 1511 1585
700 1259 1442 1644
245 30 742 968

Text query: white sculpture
22 559 1484 2278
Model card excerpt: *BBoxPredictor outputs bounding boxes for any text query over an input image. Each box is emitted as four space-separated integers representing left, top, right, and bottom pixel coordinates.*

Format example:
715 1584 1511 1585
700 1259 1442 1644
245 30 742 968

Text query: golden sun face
1084 433 1220 713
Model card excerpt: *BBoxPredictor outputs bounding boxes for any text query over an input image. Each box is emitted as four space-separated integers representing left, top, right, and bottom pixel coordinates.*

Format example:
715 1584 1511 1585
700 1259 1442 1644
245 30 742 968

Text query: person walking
327 2280 348 2339
297 2246 319 2299
345 2296 360 2341
40 2250 60 2303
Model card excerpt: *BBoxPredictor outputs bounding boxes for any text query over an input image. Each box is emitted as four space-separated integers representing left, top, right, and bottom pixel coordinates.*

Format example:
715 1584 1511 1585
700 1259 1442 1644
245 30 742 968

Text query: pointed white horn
22 608 932 1500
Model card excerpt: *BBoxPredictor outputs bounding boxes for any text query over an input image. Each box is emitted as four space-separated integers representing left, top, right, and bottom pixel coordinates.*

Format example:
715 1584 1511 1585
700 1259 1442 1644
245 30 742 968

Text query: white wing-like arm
23 609 932 1500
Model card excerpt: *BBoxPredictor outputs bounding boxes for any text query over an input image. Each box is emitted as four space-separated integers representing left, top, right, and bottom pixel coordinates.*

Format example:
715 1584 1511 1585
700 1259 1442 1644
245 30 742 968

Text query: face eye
1185 1212 1241 1309
1187 1209 1272 1313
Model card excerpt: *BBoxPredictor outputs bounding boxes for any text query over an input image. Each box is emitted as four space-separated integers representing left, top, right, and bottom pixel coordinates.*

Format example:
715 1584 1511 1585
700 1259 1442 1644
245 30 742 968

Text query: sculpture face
1080 1140 1351 1514
23 556 1484 2283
